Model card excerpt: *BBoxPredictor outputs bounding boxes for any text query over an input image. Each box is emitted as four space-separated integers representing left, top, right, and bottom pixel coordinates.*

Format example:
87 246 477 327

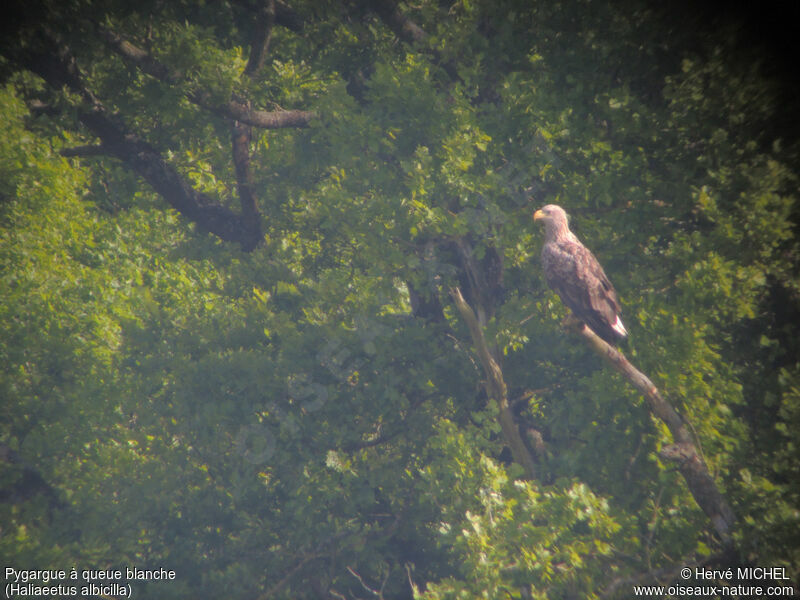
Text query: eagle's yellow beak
533 209 544 221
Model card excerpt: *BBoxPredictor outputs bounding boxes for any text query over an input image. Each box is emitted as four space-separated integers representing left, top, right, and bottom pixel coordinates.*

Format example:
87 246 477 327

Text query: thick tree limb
203 100 315 129
232 121 258 219
570 320 736 542
80 106 264 249
99 27 316 129
12 33 263 250
230 4 275 228
450 287 538 479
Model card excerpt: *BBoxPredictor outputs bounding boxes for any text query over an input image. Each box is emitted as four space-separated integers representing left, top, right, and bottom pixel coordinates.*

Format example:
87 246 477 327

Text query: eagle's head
533 204 567 224
533 204 570 240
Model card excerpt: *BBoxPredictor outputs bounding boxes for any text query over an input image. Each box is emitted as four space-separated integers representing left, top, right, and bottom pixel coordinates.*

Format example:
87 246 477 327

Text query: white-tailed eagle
533 204 627 345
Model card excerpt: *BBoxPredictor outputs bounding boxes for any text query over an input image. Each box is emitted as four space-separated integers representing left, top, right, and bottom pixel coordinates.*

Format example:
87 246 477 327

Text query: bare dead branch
450 286 538 479
405 563 418 597
346 566 386 598
570 319 736 542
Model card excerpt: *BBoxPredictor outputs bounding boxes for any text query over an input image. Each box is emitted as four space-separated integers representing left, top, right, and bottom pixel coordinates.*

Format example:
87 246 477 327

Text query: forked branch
450 287 538 479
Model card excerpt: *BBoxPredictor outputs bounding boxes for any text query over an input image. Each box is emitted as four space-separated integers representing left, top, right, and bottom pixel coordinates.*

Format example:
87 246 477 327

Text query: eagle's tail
611 315 627 339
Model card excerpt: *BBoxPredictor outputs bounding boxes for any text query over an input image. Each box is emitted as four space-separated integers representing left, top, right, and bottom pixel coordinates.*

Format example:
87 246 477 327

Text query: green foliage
2 1 799 598
418 422 632 599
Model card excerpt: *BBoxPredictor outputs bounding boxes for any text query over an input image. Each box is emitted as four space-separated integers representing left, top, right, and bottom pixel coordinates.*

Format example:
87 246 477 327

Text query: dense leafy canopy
2 1 799 598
